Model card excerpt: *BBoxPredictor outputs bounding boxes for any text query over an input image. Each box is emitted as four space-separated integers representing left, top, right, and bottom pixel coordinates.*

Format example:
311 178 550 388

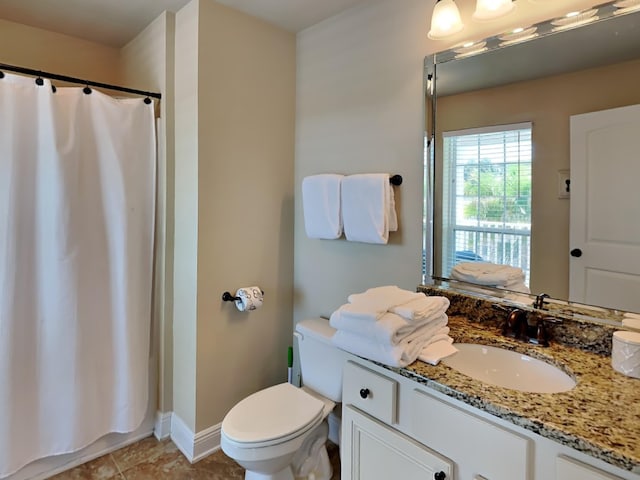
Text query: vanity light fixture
473 0 515 21
428 0 464 39
613 0 640 15
551 8 598 31
499 25 538 46
428 0 515 40
453 40 488 58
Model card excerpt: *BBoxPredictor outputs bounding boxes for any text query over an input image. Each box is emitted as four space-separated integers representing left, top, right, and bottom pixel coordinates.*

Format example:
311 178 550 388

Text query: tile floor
50 436 341 479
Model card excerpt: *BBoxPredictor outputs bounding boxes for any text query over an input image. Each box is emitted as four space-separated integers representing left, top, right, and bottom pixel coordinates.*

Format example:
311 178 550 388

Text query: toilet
221 318 349 480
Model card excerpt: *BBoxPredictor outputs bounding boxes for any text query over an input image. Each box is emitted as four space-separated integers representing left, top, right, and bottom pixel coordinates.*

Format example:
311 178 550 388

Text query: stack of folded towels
450 261 530 294
329 286 458 368
622 312 640 330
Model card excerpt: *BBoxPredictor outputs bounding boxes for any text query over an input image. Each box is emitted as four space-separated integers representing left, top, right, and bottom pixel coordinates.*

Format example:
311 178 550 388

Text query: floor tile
48 454 121 480
110 437 178 473
56 436 341 480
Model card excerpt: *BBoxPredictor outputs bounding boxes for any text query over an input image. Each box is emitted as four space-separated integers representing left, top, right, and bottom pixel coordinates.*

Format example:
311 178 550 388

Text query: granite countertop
387 315 640 474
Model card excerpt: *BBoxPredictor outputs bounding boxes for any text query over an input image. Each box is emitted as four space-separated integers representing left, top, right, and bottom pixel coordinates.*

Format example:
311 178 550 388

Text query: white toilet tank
295 317 350 402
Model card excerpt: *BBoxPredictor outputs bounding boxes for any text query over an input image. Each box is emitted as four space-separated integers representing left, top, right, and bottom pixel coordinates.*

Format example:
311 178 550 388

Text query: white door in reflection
570 103 640 311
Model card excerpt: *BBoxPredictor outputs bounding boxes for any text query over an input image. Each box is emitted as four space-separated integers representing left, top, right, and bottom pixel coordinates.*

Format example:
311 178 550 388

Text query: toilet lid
222 383 324 445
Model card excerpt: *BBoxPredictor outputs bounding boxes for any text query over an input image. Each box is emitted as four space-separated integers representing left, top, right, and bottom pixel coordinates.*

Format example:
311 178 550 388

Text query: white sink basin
442 343 576 393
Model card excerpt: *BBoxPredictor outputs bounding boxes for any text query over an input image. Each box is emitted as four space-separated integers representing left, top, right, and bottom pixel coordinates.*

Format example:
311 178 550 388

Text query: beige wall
0 18 120 84
436 59 640 299
294 0 608 324
121 11 176 415
195 0 295 431
173 0 296 432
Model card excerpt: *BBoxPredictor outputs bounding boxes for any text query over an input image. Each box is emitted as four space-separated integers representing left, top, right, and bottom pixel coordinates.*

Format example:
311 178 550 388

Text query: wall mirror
423 1 640 325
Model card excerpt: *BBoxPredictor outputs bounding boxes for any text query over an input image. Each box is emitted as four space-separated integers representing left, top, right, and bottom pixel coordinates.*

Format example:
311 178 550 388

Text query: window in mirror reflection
442 122 532 284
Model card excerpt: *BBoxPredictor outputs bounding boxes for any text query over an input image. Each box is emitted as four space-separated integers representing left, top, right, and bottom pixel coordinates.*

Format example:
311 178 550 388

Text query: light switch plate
557 170 570 199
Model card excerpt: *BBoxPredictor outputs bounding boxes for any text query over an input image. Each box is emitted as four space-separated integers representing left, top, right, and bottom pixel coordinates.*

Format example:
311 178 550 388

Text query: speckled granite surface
384 314 640 474
418 285 623 355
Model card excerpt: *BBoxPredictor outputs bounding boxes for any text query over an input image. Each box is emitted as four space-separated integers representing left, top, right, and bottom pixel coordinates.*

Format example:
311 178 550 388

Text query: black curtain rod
0 62 161 100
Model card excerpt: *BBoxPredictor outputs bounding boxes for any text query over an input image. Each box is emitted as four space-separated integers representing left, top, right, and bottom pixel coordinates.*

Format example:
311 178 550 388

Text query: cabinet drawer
342 361 397 424
411 389 531 480
557 456 624 480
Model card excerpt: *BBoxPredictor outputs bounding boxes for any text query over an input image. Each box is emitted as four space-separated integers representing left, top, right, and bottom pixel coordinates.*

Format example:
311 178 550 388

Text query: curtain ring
51 85 57 93
83 85 92 94
144 97 152 105
0 71 4 79
35 76 44 86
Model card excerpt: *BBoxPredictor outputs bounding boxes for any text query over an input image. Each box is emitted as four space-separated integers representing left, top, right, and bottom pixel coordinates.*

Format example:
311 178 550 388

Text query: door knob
359 388 370 399
570 248 582 257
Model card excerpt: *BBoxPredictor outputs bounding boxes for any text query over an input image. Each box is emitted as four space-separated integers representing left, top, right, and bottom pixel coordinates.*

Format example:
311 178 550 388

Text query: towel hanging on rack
342 173 398 244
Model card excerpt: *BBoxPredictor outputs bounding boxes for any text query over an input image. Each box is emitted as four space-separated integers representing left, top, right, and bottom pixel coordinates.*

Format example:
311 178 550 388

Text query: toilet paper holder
222 290 265 302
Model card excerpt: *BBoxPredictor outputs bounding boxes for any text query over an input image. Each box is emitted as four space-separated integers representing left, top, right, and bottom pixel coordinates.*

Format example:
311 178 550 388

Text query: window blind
442 123 532 284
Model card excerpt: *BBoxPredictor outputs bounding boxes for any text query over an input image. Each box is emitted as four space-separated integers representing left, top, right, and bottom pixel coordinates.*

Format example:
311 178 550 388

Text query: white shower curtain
0 73 156 478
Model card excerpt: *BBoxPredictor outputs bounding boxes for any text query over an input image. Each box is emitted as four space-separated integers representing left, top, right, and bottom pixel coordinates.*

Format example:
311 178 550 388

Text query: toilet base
245 467 295 480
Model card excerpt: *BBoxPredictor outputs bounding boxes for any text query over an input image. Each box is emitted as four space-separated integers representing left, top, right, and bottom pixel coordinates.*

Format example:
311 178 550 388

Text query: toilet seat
222 383 324 448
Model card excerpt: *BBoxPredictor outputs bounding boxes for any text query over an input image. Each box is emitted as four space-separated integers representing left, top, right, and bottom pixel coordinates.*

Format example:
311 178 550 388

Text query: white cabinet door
342 405 453 480
569 103 640 311
557 456 624 480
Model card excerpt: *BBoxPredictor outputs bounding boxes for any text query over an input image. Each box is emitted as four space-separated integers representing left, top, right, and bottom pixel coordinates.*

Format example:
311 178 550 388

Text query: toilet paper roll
234 286 264 312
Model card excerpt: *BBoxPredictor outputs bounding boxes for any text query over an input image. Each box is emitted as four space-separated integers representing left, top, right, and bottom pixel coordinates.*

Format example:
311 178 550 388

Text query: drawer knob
359 388 370 399
434 472 446 480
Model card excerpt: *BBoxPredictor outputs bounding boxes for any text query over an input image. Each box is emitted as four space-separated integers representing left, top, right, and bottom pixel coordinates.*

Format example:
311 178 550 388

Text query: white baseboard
170 413 221 463
154 411 173 440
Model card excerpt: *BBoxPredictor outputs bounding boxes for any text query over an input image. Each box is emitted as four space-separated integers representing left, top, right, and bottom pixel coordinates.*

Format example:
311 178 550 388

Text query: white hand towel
389 296 450 322
388 181 398 232
329 310 448 346
622 316 640 330
343 286 425 321
302 174 343 239
331 329 430 368
451 262 526 287
418 339 459 366
342 174 397 244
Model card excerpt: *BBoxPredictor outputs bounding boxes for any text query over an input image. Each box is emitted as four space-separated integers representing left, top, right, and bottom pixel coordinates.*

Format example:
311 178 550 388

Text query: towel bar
390 174 403 186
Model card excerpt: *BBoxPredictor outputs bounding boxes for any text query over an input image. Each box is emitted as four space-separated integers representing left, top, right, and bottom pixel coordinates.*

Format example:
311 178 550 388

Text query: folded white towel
331 329 431 368
423 327 452 347
389 296 450 322
302 174 343 239
451 262 526 287
622 316 640 330
330 310 448 345
418 339 459 366
342 174 397 244
343 286 426 321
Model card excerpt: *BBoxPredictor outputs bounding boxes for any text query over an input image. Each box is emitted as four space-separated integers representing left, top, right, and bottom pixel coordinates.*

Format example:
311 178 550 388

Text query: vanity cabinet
341 358 638 480
341 360 453 479
556 456 624 480
342 405 452 480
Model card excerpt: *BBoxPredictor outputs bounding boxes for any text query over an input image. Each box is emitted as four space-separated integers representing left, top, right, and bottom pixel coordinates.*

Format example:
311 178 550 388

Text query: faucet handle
534 293 550 309
503 309 528 339
534 320 550 347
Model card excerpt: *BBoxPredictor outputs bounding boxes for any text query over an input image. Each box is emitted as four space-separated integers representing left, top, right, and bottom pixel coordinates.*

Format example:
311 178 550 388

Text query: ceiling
0 0 367 48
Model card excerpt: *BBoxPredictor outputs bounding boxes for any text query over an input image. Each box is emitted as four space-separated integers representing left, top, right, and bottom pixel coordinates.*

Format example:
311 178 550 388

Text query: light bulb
428 0 464 40
473 0 514 21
